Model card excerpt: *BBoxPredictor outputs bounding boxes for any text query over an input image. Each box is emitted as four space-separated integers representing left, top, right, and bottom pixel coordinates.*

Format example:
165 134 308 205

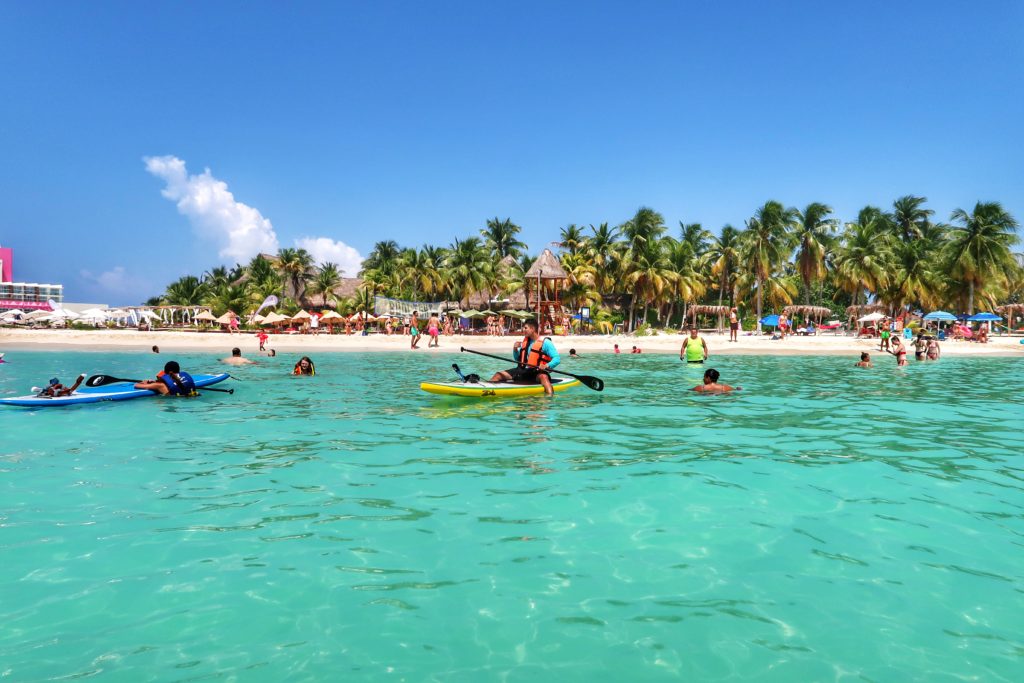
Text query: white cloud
80 266 142 292
144 155 364 276
294 236 363 277
144 155 279 263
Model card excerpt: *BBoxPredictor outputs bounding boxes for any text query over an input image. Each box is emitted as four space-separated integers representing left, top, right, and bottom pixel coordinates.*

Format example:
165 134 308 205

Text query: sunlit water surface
1 349 1022 682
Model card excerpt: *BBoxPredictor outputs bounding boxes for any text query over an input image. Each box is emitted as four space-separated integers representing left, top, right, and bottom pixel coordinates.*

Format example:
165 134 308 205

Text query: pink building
0 245 63 311
0 246 12 282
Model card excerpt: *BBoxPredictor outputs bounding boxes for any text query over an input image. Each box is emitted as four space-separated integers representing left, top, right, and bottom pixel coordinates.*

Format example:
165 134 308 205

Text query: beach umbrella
291 310 313 322
759 314 780 327
194 310 217 322
857 312 886 322
24 309 53 320
251 314 266 324
214 312 238 325
319 310 345 322
262 312 288 325
966 312 1002 322
923 311 957 321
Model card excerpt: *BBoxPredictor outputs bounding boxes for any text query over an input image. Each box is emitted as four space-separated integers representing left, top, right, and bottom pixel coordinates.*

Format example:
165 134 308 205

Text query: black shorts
730 322 738 330
506 367 546 382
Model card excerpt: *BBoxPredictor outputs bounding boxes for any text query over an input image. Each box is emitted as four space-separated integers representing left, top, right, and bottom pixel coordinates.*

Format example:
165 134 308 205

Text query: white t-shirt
310 316 319 329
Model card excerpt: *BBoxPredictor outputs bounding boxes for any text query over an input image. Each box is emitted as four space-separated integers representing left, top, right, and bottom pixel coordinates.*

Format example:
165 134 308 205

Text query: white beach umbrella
857 312 886 322
24 309 53 320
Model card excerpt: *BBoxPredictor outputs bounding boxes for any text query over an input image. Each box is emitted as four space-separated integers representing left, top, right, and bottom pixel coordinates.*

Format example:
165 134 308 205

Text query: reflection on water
0 350 1021 681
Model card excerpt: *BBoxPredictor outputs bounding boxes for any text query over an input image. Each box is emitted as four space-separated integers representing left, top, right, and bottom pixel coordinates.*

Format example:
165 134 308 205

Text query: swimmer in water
692 368 740 393
855 352 873 368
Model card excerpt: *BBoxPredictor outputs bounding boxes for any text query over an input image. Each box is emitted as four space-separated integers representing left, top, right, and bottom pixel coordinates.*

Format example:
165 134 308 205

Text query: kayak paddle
459 347 604 391
85 374 234 394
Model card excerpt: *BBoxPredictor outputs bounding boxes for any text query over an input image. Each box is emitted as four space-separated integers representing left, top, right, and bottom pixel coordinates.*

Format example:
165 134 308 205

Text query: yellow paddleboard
420 378 580 397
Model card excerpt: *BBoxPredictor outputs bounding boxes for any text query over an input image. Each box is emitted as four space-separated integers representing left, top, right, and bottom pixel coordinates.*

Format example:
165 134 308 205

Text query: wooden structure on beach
687 304 731 331
525 249 568 332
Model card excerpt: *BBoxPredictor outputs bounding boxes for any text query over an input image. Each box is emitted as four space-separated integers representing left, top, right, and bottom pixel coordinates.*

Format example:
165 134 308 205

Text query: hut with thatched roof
783 305 834 322
525 249 568 332
688 305 732 331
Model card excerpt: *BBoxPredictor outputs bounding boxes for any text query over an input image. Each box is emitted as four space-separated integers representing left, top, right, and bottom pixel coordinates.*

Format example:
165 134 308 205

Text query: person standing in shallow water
410 311 421 349
679 326 708 364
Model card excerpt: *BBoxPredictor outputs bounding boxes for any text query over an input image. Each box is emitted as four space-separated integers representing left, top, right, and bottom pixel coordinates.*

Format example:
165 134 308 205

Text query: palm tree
679 222 711 257
707 225 741 308
833 210 891 308
310 262 343 307
202 266 232 288
584 223 622 296
203 282 249 317
558 224 587 256
663 237 707 326
621 207 667 252
481 217 527 260
275 248 315 301
947 202 1020 314
622 241 673 327
891 195 933 241
444 237 492 306
740 201 798 328
163 275 207 306
793 202 837 304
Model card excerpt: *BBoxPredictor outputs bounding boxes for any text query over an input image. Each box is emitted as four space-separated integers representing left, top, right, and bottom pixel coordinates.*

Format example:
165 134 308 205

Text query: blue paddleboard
0 373 231 407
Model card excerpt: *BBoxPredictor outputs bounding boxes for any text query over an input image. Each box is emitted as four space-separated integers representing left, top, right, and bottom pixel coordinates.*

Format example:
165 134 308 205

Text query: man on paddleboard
489 319 561 396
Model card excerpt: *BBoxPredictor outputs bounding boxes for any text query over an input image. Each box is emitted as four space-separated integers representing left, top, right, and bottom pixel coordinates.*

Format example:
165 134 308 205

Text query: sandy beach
2 327 1021 357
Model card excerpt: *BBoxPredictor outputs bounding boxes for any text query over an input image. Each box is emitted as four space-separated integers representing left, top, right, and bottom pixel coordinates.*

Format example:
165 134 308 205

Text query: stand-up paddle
85 374 235 394
460 347 604 391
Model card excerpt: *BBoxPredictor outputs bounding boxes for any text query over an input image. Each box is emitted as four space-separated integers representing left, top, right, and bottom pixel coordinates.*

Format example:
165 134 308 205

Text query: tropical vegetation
147 199 1022 330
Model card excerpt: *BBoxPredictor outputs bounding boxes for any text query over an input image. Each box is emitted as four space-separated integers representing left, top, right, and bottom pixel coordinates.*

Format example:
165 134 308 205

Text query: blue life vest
160 371 197 396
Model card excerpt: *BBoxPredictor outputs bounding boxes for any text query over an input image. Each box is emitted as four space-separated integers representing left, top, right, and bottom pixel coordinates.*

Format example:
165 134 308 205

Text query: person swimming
855 352 873 368
692 368 739 393
293 356 316 375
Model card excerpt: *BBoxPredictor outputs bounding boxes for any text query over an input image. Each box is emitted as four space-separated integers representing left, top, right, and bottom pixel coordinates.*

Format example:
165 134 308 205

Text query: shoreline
2 328 1022 357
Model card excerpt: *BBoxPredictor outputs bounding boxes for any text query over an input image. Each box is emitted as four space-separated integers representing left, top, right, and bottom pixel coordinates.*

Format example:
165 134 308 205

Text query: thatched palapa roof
525 249 567 280
784 305 833 318
845 303 887 317
689 305 731 315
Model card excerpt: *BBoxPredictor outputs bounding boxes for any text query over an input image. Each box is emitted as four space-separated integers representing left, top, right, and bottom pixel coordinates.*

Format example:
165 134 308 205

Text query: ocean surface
1 349 1022 682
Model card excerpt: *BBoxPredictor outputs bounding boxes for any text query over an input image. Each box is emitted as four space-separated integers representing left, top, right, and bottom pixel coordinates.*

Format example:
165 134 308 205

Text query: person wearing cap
134 361 197 396
39 373 87 397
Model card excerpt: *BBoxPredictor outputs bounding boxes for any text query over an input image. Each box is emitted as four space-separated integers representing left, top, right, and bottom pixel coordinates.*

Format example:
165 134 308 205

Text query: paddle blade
85 374 141 387
576 375 604 391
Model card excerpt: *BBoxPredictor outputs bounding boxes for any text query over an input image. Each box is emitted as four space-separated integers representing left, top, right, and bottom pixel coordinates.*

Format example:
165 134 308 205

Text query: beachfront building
0 245 64 312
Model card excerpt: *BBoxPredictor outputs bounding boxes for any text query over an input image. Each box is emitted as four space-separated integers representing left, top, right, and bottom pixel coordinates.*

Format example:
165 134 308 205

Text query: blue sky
1 1 1021 304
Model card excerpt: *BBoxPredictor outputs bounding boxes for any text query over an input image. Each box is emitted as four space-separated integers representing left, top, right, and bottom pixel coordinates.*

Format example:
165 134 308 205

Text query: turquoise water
1 350 1022 682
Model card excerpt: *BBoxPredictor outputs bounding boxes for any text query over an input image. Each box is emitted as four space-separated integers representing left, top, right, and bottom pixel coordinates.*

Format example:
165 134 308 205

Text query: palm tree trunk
627 296 635 332
664 301 674 327
756 277 763 333
642 303 649 326
968 280 975 315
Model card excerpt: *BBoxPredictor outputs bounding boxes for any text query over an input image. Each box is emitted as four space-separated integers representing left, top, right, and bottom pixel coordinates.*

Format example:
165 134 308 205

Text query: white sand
2 327 1021 357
